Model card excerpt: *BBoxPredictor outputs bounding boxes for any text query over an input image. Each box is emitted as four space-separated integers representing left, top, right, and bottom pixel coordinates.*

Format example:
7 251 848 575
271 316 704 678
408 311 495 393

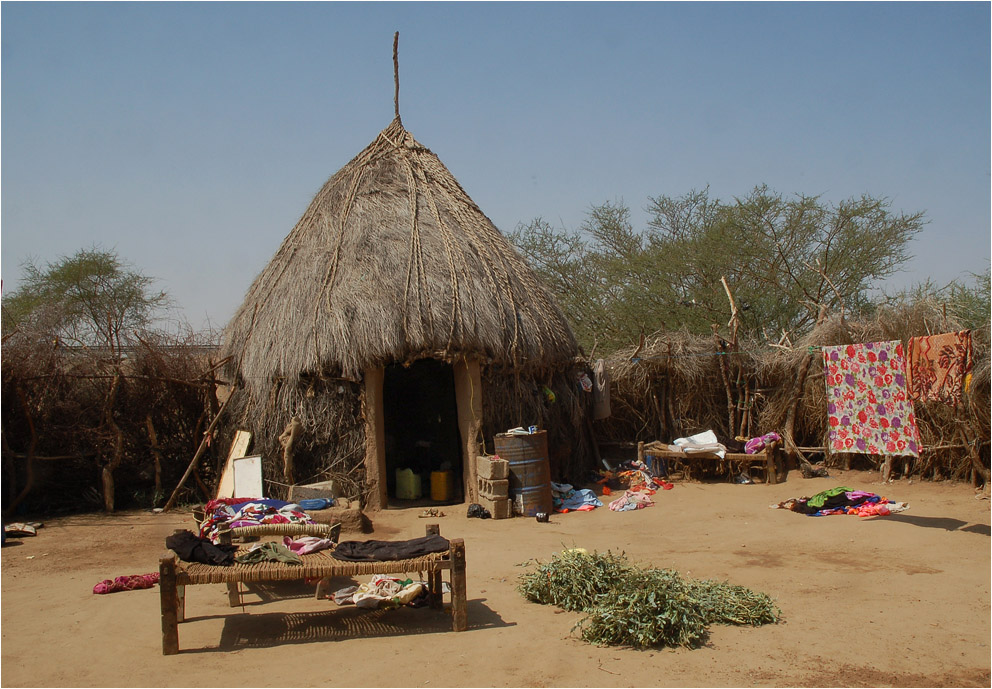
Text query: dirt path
2 469 989 687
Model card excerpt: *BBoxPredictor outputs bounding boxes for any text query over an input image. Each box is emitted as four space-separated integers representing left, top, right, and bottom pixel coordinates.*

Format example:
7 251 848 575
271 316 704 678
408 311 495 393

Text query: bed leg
427 569 443 609
315 577 332 600
159 554 180 655
449 538 467 632
425 523 444 608
176 584 186 622
226 582 241 607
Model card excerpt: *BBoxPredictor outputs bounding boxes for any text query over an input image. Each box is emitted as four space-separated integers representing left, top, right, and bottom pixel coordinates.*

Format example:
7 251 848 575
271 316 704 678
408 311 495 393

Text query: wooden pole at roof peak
393 31 401 121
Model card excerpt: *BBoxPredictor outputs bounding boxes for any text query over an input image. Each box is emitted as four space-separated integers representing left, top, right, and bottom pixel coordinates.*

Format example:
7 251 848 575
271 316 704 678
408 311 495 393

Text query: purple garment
745 432 781 454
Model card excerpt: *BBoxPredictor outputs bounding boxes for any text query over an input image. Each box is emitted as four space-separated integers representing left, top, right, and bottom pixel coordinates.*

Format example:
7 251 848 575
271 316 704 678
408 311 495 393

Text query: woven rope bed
159 524 466 654
218 522 342 544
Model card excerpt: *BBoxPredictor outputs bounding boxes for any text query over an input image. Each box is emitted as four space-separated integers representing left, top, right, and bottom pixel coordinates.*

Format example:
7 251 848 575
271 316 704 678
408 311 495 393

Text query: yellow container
430 470 454 502
396 468 422 500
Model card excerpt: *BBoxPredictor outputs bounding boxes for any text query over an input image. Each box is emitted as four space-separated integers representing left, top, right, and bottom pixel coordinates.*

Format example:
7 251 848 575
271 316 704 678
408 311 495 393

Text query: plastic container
494 430 553 516
395 468 422 500
430 470 455 502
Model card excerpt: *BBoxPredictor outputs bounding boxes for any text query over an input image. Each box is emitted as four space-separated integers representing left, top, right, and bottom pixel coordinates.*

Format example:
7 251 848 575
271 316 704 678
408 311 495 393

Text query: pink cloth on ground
93 573 159 594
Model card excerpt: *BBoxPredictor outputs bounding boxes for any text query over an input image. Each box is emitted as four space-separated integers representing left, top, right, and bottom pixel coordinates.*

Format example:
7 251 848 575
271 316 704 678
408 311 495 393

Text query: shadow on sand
179 597 512 653
879 513 990 535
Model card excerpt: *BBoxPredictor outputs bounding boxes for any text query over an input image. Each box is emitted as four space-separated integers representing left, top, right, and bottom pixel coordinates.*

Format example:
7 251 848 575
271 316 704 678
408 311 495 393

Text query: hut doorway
383 359 463 505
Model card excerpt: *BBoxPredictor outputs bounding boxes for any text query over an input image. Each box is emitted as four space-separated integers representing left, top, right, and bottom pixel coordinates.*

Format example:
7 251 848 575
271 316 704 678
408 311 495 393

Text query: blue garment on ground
551 482 603 511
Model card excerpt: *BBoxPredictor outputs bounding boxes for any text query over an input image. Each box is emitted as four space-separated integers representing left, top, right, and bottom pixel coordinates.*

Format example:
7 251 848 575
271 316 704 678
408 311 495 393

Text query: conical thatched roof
223 117 577 395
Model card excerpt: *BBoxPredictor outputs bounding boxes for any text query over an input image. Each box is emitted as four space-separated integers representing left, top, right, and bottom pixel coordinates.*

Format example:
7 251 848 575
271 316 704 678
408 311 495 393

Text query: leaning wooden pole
163 389 236 511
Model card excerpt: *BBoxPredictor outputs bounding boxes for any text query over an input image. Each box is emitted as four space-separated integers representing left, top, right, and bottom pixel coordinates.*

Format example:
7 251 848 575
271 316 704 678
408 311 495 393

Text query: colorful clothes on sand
770 487 909 517
551 482 603 512
608 489 654 512
822 341 920 457
907 330 973 407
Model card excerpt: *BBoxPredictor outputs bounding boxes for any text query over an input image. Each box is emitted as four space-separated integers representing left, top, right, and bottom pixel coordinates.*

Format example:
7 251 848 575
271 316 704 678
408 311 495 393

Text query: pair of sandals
418 508 446 518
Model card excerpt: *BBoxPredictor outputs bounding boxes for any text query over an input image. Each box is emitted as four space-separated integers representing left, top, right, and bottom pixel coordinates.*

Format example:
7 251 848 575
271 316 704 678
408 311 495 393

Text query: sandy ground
2 469 990 688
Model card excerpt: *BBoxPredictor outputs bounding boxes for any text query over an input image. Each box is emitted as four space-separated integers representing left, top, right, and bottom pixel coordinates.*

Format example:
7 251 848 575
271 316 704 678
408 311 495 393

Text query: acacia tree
2 247 169 354
511 187 925 350
2 248 172 512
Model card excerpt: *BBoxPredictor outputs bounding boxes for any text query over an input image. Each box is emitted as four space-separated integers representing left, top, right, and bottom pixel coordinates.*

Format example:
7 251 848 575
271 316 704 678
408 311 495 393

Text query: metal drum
494 430 552 517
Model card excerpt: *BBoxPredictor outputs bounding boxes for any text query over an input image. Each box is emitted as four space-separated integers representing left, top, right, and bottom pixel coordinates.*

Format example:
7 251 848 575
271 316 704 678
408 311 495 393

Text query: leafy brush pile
518 550 780 649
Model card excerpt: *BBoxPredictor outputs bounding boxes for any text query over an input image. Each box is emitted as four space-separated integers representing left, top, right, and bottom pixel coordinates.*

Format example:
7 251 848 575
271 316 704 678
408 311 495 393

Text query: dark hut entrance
383 359 464 506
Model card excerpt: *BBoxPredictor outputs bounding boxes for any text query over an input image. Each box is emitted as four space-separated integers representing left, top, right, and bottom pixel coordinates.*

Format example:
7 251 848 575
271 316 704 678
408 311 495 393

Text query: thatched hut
221 116 582 509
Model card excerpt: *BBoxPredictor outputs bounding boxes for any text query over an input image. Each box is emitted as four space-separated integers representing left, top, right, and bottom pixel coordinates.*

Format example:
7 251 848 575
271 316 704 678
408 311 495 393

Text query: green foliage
517 549 637 611
881 269 991 332
510 186 925 351
2 247 169 351
684 578 782 627
578 568 709 649
517 549 781 649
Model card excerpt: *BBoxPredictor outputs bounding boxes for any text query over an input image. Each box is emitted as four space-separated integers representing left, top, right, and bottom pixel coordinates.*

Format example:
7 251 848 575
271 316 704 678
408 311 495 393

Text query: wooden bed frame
159 524 466 654
638 440 785 484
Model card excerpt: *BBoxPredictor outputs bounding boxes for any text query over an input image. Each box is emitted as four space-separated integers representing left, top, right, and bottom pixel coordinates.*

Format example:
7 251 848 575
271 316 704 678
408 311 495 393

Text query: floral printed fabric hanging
822 341 920 456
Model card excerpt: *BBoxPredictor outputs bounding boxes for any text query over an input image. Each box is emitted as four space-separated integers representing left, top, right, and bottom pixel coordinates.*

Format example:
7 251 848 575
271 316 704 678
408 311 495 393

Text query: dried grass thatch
222 117 577 395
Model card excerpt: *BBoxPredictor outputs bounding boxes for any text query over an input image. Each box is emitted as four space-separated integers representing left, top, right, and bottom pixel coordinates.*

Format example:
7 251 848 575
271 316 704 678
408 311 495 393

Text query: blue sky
3 2 989 333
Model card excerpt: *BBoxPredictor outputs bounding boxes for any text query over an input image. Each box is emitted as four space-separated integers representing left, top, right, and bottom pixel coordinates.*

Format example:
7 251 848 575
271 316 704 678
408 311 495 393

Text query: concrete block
477 455 509 480
477 494 512 520
477 476 509 499
288 480 338 502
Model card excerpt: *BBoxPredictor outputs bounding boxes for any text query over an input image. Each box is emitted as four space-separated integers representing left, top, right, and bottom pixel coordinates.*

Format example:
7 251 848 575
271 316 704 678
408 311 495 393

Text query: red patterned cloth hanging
907 330 972 407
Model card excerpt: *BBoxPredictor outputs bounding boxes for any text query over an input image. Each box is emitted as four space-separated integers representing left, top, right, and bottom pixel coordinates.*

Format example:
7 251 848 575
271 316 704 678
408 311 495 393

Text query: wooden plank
449 538 467 632
159 553 180 655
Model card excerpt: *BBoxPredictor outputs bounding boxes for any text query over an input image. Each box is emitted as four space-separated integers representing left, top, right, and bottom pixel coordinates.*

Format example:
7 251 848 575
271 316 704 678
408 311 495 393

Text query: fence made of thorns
594 301 989 484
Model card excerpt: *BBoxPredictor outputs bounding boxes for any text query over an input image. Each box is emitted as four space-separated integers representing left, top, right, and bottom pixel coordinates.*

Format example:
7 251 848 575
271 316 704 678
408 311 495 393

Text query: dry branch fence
2 334 221 515
3 303 988 515
594 305 989 484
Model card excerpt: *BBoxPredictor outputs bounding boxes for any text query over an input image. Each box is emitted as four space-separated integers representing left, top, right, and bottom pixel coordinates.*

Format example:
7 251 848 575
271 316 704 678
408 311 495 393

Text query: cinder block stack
476 455 512 519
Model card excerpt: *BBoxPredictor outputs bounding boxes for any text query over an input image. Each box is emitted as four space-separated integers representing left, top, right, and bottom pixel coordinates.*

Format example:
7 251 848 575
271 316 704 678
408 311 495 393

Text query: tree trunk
102 373 124 513
145 415 163 503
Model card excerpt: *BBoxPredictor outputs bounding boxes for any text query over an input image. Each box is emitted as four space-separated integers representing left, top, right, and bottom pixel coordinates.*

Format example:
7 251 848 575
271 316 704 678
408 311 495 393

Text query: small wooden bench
159 524 466 654
638 440 784 484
